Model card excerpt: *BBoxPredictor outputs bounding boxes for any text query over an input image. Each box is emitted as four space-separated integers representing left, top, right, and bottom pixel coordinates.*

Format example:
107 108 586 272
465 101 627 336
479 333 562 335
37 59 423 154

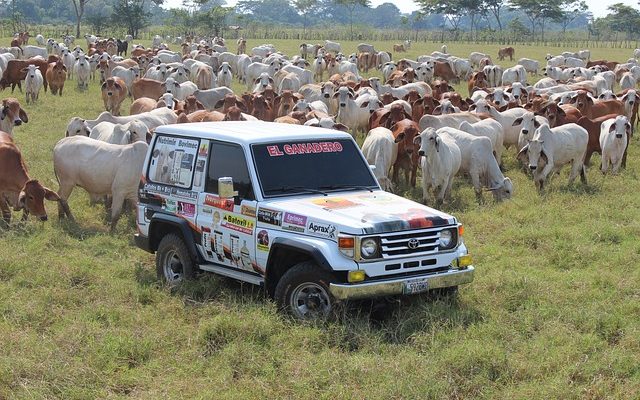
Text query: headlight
360 237 379 259
438 228 457 250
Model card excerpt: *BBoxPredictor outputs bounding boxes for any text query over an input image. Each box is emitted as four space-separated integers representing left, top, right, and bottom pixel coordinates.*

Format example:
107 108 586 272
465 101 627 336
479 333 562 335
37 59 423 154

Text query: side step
198 263 264 285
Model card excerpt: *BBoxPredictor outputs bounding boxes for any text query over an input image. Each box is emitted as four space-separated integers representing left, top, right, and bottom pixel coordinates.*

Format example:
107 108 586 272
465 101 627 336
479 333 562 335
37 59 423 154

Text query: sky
164 0 638 18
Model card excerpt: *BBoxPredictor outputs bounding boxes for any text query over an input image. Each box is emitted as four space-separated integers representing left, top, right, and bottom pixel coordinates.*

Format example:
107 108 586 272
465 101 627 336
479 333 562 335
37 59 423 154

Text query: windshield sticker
257 208 282 226
282 212 307 233
312 197 361 210
204 195 234 211
307 221 337 239
257 230 270 252
198 141 209 157
266 141 344 157
241 205 257 218
222 214 255 235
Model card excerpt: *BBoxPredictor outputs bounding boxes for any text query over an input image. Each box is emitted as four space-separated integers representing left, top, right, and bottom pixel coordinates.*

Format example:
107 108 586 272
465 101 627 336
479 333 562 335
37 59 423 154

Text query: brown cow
223 106 247 121
252 95 274 121
536 102 581 127
46 60 67 96
0 58 48 93
131 78 164 101
184 95 206 114
567 91 625 119
390 119 420 187
468 71 488 96
0 132 66 224
498 47 515 61
393 44 406 53
433 62 458 83
369 103 412 130
431 80 454 100
101 77 127 116
273 91 300 118
213 93 247 113
179 110 225 122
410 96 439 121
0 98 28 136
576 114 629 167
587 60 619 71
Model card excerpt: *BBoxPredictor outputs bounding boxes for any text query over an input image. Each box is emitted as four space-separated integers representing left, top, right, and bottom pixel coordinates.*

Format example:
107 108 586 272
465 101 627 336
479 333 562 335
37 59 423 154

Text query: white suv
135 121 474 319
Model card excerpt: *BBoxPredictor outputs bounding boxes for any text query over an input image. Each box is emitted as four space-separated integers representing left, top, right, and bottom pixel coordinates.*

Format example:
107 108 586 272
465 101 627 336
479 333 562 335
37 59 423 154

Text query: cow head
14 180 60 221
1 98 28 127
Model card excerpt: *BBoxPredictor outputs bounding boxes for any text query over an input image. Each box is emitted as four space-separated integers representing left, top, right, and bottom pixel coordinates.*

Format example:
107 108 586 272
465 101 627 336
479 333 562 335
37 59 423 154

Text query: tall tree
416 0 465 39
111 0 163 38
71 0 91 37
603 3 640 39
484 0 505 32
334 0 370 40
293 0 319 38
509 0 559 41
558 0 588 34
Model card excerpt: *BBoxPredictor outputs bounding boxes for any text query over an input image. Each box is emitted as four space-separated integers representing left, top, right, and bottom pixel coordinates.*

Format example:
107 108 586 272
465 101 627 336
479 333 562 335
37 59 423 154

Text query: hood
258 190 456 238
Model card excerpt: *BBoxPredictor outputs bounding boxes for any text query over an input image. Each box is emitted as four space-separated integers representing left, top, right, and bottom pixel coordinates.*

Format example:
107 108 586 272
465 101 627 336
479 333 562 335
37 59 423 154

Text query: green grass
1 38 640 399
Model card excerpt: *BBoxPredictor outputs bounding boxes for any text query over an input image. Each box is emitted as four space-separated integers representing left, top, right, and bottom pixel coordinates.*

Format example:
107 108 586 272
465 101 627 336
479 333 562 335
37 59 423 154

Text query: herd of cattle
0 33 637 229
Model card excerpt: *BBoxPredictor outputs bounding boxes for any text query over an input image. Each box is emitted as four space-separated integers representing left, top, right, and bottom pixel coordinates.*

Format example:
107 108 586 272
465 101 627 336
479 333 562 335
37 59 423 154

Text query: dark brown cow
213 93 247 113
536 102 582 127
390 119 421 187
252 95 274 121
431 80 454 100
0 132 65 224
433 62 458 83
369 103 412 130
410 96 439 121
184 95 206 114
468 71 488 96
273 91 301 118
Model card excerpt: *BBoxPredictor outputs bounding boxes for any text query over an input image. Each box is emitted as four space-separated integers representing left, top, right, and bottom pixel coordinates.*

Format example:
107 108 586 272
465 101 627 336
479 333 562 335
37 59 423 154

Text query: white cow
487 106 528 149
23 64 43 104
361 127 398 191
89 120 149 145
217 62 233 88
419 112 482 131
245 59 284 90
22 45 48 59
83 107 178 130
438 127 513 201
511 112 549 150
600 116 630 174
458 119 505 164
415 128 461 203
324 40 341 54
53 136 149 229
517 123 588 192
620 72 637 91
73 54 91 90
517 58 539 75
111 66 141 95
163 77 198 101
192 87 235 110
502 65 527 86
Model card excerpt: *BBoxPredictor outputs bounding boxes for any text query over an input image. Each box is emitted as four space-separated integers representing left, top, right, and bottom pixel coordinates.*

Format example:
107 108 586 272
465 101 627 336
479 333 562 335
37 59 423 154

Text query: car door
196 140 260 274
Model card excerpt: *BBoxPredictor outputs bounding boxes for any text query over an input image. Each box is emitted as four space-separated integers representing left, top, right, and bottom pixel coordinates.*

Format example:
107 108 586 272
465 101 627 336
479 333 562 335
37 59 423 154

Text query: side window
148 135 199 188
205 142 255 200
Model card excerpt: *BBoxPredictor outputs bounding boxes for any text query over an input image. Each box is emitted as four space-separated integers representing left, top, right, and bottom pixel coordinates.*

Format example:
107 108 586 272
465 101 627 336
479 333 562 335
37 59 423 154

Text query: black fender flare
267 237 333 271
149 213 201 262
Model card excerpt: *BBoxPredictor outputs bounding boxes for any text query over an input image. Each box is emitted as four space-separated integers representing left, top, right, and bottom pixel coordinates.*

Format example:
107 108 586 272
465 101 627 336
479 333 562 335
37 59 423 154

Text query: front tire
274 261 336 320
156 233 195 284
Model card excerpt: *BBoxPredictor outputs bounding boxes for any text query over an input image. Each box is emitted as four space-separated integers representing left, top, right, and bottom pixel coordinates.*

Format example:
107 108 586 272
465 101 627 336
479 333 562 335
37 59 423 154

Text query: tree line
0 0 639 43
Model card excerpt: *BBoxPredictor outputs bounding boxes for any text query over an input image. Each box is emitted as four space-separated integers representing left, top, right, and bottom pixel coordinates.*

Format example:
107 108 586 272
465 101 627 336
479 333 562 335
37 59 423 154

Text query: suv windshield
252 138 379 197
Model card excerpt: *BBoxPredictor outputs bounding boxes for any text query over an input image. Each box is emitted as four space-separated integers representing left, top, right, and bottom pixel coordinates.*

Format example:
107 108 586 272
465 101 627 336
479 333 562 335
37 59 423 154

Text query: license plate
403 277 429 295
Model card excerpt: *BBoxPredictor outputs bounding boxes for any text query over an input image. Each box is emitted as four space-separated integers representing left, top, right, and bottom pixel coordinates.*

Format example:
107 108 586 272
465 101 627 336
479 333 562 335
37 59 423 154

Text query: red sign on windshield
267 142 344 157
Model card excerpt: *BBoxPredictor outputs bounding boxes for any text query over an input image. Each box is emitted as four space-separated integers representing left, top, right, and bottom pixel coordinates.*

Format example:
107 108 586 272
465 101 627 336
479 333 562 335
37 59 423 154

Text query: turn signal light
458 225 465 237
338 235 355 258
348 270 366 283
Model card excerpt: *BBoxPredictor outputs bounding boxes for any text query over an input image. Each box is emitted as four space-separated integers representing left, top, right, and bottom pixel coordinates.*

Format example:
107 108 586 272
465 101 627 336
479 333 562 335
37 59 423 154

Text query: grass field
1 38 639 399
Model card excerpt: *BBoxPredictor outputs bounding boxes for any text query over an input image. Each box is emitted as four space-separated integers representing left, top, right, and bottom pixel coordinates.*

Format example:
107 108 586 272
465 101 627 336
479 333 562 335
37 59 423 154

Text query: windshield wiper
317 184 375 192
264 186 328 196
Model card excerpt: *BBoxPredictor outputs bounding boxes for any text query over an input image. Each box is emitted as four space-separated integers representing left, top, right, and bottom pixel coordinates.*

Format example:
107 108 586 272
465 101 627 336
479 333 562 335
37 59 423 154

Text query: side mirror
218 177 238 199
369 164 377 173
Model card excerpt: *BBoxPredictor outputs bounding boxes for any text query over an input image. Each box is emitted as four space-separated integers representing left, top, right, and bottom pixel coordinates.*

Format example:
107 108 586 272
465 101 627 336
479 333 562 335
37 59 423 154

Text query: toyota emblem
407 238 420 249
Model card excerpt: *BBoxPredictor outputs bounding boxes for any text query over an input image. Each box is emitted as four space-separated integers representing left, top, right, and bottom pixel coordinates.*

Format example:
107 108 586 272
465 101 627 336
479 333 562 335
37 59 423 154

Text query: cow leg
0 196 11 225
109 192 125 232
56 184 74 219
470 171 483 203
568 160 581 184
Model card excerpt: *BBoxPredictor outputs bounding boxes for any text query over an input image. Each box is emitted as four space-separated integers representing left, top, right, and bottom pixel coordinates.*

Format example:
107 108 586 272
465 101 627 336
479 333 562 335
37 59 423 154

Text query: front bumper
329 266 475 300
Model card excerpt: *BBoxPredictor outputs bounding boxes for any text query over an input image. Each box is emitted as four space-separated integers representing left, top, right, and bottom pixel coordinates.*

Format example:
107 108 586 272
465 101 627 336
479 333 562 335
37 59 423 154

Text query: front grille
379 227 451 259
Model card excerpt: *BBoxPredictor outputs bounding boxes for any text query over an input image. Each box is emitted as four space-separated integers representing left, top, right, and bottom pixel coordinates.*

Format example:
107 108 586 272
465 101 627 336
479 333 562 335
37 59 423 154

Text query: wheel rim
163 249 184 282
290 282 331 319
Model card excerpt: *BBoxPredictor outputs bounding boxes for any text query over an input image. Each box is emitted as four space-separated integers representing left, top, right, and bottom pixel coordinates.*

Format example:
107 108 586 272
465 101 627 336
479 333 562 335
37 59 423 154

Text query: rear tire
156 233 195 284
274 261 336 320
